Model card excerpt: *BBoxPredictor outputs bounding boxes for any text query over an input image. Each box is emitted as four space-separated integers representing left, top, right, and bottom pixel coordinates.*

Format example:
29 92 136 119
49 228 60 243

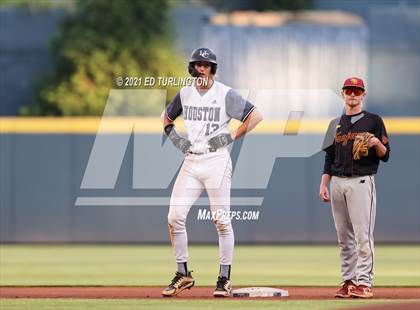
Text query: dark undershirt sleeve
322 118 339 175
225 89 255 122
323 145 335 175
166 92 182 121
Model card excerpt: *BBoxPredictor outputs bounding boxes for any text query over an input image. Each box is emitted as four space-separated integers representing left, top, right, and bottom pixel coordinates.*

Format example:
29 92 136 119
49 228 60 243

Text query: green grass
0 245 419 286
0 299 416 310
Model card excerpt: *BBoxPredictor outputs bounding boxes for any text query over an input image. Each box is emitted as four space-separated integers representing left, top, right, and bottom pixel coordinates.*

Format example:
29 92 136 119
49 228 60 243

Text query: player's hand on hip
208 133 234 152
164 124 192 154
174 138 192 154
319 185 330 202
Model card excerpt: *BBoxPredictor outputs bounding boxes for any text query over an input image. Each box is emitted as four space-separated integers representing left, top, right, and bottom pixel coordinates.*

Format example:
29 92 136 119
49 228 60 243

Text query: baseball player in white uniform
161 47 263 297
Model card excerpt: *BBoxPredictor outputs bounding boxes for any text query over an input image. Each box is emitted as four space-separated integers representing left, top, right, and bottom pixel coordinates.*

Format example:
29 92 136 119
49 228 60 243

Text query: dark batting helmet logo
199 49 210 58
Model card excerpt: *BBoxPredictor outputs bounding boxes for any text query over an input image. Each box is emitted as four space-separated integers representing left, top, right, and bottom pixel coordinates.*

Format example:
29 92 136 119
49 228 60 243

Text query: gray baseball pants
330 175 376 287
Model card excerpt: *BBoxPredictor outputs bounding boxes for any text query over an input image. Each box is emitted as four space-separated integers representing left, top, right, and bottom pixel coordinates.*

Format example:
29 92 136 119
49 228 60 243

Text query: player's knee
167 212 187 231
356 239 371 255
214 220 233 235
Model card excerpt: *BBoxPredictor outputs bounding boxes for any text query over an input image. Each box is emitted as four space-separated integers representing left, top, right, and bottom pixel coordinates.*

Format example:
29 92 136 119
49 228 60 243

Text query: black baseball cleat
213 276 232 297
162 271 195 297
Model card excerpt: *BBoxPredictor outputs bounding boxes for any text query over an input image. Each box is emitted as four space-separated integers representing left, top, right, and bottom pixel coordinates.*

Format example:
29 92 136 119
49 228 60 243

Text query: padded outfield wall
0 117 418 243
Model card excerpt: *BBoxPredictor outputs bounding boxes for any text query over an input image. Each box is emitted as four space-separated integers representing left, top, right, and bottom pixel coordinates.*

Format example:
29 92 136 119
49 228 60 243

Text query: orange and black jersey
322 111 390 177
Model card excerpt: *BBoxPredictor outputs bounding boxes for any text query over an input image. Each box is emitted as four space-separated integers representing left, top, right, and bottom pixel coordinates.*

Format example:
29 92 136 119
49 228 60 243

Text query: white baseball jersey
166 81 255 153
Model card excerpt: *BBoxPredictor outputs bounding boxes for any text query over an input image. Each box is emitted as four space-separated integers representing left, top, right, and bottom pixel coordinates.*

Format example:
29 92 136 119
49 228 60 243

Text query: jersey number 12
205 123 219 136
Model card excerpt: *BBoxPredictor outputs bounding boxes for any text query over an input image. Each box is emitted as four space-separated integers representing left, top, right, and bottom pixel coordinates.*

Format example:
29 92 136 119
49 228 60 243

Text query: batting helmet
188 47 217 77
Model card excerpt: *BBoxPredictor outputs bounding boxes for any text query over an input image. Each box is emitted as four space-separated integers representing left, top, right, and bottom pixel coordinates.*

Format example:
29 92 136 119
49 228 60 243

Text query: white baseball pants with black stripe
167 149 234 265
330 175 376 287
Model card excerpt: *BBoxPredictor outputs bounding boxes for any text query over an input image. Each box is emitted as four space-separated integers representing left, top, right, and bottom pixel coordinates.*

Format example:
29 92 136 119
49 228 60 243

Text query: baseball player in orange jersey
320 77 390 299
161 48 263 297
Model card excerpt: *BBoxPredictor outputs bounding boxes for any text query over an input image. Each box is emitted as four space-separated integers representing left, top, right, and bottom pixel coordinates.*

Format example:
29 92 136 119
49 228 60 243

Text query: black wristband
164 124 175 136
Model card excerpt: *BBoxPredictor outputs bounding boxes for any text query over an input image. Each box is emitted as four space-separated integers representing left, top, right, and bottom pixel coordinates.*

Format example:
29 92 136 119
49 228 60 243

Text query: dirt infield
0 286 419 300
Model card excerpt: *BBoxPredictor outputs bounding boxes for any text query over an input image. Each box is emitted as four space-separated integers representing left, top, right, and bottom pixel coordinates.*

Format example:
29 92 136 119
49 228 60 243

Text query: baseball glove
352 132 374 160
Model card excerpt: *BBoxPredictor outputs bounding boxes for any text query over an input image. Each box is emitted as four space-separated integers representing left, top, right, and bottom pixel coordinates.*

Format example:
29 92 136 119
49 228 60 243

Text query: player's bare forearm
367 136 387 158
231 109 263 140
320 174 331 186
374 140 387 158
319 174 331 202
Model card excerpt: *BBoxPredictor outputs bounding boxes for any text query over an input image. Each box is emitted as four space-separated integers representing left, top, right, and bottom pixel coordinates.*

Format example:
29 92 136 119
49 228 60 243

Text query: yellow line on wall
0 117 419 134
